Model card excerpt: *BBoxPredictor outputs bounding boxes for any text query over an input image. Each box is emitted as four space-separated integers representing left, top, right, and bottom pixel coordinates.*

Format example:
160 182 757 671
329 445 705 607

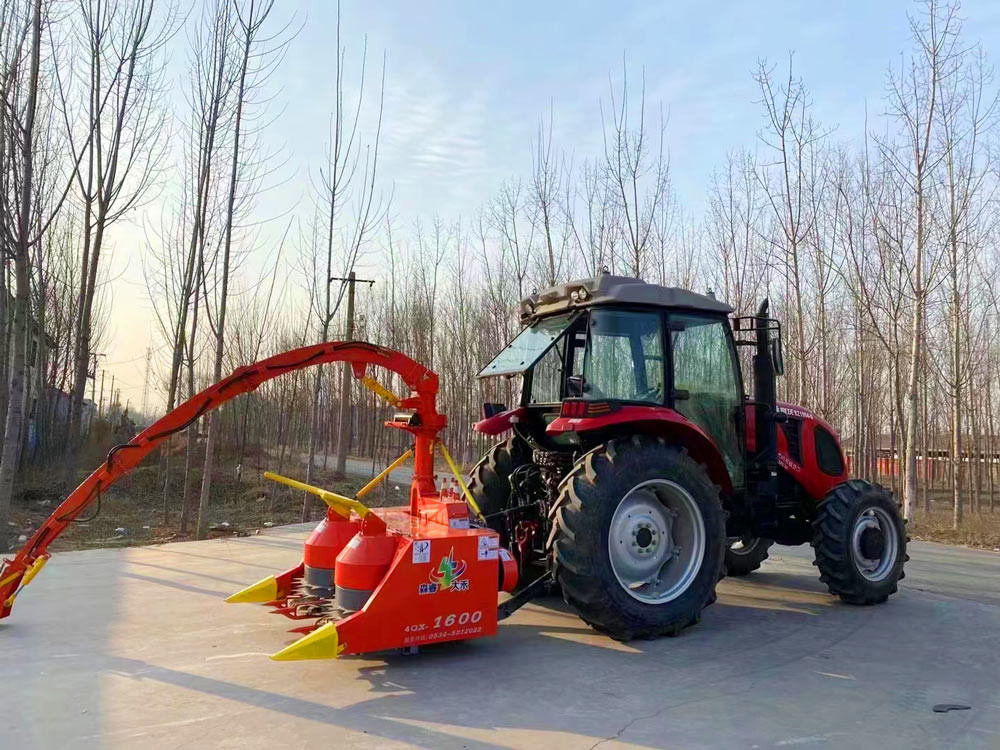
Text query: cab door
668 313 745 488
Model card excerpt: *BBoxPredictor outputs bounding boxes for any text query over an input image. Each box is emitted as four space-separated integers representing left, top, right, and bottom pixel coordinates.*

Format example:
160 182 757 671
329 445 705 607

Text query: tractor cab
477 276 754 491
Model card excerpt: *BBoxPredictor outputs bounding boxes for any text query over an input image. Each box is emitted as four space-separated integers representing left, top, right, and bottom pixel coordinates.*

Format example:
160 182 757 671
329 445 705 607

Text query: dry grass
905 487 1000 551
7 450 409 553
909 507 1000 551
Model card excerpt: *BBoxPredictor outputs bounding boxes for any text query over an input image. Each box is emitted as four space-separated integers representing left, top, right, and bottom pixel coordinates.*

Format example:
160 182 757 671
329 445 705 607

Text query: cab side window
670 314 743 486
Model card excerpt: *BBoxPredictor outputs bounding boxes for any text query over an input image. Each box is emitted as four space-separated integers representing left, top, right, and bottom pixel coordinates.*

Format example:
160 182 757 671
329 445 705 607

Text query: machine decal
430 548 468 591
412 539 431 564
478 535 499 561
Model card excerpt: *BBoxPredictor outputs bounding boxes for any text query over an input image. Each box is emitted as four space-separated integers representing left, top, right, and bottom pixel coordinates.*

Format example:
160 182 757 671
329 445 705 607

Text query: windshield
476 314 576 378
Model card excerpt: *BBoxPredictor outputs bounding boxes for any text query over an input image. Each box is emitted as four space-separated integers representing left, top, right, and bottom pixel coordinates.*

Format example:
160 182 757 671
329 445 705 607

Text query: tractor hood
519 275 733 323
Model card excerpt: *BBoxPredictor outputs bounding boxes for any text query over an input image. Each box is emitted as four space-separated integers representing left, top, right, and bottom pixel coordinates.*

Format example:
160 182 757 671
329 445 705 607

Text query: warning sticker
449 517 470 530
412 539 431 564
477 535 499 561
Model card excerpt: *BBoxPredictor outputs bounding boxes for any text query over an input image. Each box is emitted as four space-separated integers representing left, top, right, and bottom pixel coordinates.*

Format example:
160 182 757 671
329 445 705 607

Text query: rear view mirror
770 337 784 377
566 375 585 397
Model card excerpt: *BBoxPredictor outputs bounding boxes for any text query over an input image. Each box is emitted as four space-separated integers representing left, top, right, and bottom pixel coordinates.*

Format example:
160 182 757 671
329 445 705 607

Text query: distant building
843 433 999 480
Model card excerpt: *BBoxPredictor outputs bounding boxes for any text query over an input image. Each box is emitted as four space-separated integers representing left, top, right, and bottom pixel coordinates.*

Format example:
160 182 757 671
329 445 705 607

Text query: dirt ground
7 447 409 554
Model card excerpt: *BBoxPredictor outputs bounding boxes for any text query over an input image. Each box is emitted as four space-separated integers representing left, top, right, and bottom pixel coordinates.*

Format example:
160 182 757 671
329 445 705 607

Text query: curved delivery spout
0 340 444 620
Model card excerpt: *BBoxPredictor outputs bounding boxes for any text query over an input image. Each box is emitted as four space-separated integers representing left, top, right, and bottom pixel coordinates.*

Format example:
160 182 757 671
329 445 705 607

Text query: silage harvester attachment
0 342 518 659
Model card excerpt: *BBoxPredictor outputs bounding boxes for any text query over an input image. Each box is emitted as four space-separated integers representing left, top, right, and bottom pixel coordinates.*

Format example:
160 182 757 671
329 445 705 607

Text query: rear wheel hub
859 526 885 560
608 480 705 604
851 507 898 582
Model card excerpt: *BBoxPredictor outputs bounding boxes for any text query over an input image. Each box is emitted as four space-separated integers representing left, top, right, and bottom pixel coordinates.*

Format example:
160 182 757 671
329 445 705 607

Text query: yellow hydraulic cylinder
1 554 48 608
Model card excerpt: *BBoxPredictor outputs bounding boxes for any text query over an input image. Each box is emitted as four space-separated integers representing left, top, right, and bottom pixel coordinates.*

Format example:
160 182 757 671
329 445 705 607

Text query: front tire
725 537 773 577
812 480 908 604
552 436 726 640
468 436 530 546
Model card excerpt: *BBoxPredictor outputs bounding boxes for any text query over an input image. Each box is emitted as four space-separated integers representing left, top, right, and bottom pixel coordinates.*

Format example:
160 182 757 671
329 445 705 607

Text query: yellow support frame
356 449 413 498
263 471 372 519
436 442 485 522
2 554 48 608
359 376 402 408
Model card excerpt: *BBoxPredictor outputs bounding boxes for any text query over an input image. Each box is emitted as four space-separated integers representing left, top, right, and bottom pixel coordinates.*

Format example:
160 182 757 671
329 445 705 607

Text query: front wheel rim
851 506 899 582
608 479 706 604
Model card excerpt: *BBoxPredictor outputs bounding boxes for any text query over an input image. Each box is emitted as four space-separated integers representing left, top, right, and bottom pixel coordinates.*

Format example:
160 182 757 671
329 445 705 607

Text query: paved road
306 453 416 485
3 530 1000 749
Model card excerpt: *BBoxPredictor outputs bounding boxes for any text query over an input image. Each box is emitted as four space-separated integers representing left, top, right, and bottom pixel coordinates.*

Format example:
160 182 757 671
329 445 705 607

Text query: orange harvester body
0 341 516 660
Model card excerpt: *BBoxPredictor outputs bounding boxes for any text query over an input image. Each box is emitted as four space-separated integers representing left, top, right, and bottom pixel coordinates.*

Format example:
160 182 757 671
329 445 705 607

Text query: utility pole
99 370 106 418
87 352 104 437
330 271 374 479
140 346 152 419
90 353 98 404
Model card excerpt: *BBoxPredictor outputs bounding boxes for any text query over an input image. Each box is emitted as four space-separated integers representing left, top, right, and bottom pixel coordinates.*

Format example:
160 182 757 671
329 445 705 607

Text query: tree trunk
0 0 41 545
198 10 253 540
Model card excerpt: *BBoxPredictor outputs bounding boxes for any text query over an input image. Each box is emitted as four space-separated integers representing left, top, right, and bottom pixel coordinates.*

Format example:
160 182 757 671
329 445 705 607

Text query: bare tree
302 0 386 517
530 106 565 285
197 0 285 539
880 0 961 520
601 62 671 278
707 149 768 314
65 0 173 452
753 55 827 407
156 0 235 522
934 41 997 526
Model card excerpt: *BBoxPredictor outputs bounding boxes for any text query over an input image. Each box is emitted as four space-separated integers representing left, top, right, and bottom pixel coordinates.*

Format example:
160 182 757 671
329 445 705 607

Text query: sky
104 0 1000 414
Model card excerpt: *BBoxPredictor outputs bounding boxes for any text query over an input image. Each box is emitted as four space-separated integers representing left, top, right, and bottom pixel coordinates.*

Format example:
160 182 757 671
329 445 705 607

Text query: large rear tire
468 436 530 546
552 436 726 640
812 480 908 604
725 537 773 577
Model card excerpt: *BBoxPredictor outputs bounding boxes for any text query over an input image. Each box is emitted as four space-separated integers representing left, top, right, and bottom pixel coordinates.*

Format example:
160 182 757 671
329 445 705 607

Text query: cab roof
519 274 733 322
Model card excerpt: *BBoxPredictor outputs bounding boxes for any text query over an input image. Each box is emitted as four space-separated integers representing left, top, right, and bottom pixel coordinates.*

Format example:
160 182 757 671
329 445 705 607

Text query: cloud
381 61 491 194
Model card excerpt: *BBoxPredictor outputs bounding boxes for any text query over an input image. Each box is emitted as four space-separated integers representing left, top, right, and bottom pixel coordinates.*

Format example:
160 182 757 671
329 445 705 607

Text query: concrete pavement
3 529 1000 749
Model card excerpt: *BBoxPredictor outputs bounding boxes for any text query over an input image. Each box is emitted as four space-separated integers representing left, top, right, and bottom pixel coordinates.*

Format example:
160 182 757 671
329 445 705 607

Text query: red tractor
472 274 908 639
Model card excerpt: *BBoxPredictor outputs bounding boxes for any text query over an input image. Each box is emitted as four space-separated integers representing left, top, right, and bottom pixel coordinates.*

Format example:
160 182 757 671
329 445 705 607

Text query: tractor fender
546 406 734 495
473 406 527 436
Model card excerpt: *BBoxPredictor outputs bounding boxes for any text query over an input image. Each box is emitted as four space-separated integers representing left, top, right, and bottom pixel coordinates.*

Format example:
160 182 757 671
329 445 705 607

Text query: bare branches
601 60 672 277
